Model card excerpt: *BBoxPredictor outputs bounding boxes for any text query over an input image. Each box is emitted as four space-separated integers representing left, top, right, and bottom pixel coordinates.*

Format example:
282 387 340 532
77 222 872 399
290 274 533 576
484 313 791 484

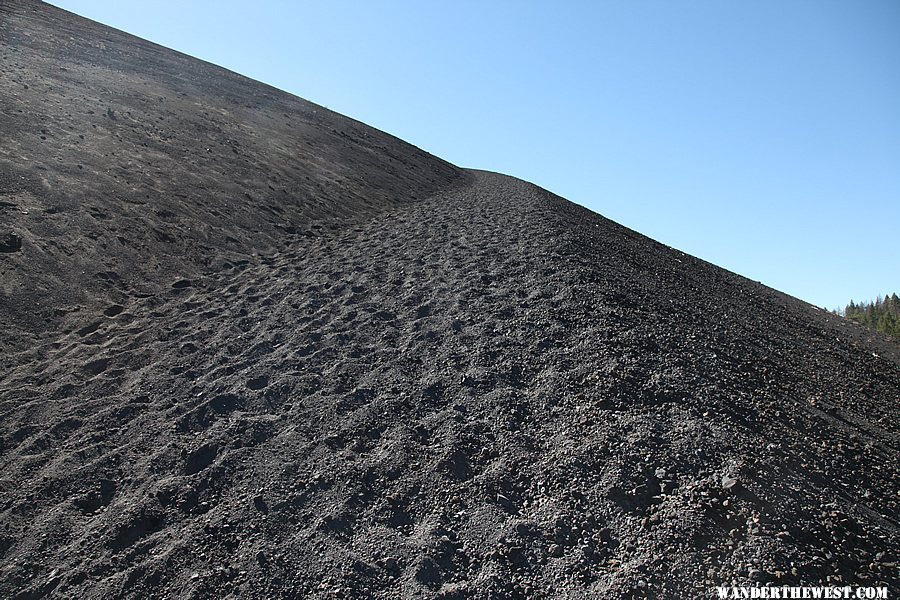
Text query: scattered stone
721 475 740 492
1 4 898 597
748 568 765 582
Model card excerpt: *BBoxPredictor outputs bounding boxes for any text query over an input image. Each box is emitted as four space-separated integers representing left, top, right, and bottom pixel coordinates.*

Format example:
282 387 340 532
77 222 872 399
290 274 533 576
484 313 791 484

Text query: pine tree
842 293 900 341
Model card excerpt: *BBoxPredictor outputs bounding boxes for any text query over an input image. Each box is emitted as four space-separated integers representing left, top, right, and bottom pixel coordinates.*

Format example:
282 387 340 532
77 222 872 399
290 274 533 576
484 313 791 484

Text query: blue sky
50 1 899 310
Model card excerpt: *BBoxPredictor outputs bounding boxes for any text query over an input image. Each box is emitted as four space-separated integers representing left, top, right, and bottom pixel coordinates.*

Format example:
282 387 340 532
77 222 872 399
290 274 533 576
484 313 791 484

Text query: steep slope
0 0 464 351
1 2 898 599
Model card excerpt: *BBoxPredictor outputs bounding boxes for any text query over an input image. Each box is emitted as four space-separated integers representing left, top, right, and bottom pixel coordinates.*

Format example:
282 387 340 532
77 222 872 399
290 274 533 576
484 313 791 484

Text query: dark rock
253 495 268 513
0 233 22 253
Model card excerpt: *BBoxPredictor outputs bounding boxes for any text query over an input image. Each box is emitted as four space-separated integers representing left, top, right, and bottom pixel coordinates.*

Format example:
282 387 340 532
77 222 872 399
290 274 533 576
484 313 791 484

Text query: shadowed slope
1 2 898 599
0 0 464 350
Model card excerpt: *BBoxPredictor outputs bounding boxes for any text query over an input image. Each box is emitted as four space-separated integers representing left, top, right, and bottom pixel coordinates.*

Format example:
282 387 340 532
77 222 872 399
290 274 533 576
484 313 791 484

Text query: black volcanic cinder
0 0 898 598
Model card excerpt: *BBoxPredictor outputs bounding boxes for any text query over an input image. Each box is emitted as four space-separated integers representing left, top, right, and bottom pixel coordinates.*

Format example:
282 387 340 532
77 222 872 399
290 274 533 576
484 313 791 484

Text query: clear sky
49 1 899 310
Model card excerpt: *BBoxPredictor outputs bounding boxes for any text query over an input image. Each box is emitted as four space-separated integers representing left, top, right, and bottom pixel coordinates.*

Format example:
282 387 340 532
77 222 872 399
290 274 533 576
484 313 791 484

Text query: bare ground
1 1 898 598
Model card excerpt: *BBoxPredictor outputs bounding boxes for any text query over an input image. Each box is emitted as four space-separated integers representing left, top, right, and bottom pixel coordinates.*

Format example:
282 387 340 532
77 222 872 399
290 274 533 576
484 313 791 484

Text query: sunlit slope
0 1 897 598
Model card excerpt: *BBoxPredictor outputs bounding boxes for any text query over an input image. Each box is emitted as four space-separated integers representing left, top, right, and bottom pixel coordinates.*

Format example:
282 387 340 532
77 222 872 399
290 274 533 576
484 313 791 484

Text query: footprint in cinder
95 270 120 283
246 375 269 390
183 443 220 476
104 305 124 317
77 321 102 337
82 357 109 376
374 310 396 322
54 383 76 399
82 332 105 346
171 279 192 290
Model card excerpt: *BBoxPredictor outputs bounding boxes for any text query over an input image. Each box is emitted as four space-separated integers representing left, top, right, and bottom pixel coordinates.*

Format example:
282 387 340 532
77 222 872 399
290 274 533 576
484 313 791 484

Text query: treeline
836 293 900 340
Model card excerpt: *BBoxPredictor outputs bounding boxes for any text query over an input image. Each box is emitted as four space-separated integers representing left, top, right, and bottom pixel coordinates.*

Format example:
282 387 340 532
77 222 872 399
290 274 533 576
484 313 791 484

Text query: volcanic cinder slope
1 2 898 598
